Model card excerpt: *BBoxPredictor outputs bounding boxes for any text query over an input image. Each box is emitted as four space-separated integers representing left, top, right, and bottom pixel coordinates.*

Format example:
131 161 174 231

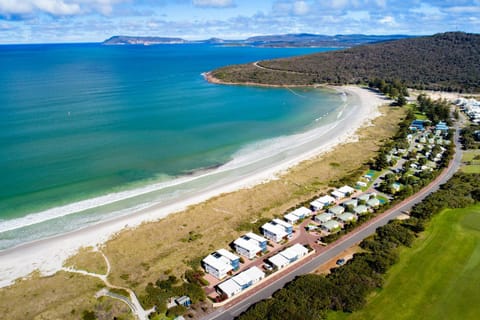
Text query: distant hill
103 36 187 45
245 33 414 47
102 34 414 47
211 32 480 92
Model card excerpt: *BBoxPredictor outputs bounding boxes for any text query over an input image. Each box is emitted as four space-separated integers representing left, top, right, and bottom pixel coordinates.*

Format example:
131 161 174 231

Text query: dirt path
62 250 152 320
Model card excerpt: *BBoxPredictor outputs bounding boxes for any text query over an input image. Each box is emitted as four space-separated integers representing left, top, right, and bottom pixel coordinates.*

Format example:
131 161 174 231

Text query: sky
0 0 479 43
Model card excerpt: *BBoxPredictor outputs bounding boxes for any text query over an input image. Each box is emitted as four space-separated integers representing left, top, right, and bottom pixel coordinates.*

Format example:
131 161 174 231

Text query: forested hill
211 32 480 92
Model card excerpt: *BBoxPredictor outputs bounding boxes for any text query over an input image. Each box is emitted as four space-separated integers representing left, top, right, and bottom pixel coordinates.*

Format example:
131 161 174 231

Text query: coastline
203 71 319 88
0 85 387 288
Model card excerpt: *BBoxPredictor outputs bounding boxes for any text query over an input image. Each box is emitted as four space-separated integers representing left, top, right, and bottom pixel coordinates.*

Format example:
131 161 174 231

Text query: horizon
0 31 443 46
0 1 479 44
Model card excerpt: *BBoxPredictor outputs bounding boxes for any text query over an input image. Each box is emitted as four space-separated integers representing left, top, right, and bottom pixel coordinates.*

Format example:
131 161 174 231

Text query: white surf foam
0 106 341 235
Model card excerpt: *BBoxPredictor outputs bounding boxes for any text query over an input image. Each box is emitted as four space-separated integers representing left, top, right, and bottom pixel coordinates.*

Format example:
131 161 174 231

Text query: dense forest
212 32 480 92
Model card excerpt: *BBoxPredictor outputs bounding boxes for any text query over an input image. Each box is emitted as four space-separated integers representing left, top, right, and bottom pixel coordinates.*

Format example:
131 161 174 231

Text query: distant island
209 32 480 93
102 33 414 47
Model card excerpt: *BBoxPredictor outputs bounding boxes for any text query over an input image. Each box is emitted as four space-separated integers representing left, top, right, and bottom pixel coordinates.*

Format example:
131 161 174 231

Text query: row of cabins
267 244 309 270
203 233 268 280
455 98 480 124
314 193 380 233
309 185 356 212
410 120 450 136
216 266 265 298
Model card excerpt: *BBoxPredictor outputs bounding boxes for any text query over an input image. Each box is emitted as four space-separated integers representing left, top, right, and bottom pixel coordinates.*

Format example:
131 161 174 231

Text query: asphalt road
203 124 463 320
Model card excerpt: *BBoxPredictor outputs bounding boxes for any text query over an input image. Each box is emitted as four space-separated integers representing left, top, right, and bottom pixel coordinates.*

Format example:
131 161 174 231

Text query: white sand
0 85 387 288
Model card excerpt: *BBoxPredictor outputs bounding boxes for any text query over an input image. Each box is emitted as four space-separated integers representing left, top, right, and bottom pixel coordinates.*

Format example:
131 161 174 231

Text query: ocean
0 43 344 250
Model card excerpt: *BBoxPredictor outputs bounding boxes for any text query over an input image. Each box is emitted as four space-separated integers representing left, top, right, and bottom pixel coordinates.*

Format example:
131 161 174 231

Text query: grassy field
328 204 480 320
462 150 480 174
0 105 405 319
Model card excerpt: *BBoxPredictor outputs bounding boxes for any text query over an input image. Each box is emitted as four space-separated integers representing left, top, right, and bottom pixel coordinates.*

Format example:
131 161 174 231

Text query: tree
397 94 407 106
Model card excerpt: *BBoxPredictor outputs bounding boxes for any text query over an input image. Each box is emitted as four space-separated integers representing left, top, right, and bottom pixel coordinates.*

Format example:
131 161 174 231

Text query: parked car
263 263 273 271
336 258 346 266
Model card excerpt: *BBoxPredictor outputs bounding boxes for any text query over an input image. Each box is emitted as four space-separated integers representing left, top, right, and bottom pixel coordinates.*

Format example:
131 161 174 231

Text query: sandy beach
0 85 387 288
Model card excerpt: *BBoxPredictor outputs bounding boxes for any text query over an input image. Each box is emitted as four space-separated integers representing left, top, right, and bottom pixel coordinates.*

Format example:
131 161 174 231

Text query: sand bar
0 85 387 288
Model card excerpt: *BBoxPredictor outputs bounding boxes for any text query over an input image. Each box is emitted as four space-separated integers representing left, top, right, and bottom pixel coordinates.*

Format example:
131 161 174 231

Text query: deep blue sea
0 43 343 249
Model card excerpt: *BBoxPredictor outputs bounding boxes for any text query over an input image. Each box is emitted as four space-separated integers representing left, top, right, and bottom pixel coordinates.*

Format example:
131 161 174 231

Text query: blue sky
0 0 479 43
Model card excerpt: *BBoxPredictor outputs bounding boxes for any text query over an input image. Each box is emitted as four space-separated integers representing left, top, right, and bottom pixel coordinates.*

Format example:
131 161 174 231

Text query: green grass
462 150 480 174
328 204 480 320
414 112 428 120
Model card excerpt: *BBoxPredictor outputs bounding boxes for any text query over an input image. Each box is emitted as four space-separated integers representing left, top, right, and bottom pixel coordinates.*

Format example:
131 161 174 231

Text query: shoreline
0 85 387 288
203 71 321 88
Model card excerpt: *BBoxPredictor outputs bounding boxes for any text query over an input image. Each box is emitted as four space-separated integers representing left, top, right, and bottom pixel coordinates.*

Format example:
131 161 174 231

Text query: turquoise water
0 44 342 249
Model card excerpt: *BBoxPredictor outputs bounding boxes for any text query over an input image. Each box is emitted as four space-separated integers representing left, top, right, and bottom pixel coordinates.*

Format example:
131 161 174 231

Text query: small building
320 220 341 233
270 244 309 269
363 173 374 181
358 193 375 203
315 212 334 224
338 185 355 196
329 205 345 216
342 199 358 208
310 195 335 211
202 254 234 280
217 278 242 298
216 266 265 298
367 198 381 208
331 190 346 200
216 249 240 270
410 120 425 131
337 212 357 223
262 223 288 243
280 244 308 263
284 213 300 225
244 232 268 251
269 252 290 269
310 199 324 212
271 218 293 235
435 121 449 133
241 266 265 285
353 205 369 215
234 238 262 260
175 296 192 308
284 207 312 224
357 181 367 187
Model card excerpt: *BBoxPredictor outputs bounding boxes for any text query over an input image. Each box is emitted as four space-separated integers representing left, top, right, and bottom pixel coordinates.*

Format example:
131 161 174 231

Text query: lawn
328 204 480 320
462 150 480 174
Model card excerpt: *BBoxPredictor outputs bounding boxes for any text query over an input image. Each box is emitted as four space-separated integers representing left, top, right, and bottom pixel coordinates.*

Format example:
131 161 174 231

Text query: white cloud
410 3 443 16
192 0 235 8
446 6 480 14
379 15 395 25
344 10 370 21
0 0 128 17
293 1 309 15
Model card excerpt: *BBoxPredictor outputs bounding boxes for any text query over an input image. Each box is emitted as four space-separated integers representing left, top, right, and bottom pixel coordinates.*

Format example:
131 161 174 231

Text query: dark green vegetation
416 94 452 124
461 124 480 149
140 270 205 318
237 173 480 320
212 32 480 92
368 79 409 106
